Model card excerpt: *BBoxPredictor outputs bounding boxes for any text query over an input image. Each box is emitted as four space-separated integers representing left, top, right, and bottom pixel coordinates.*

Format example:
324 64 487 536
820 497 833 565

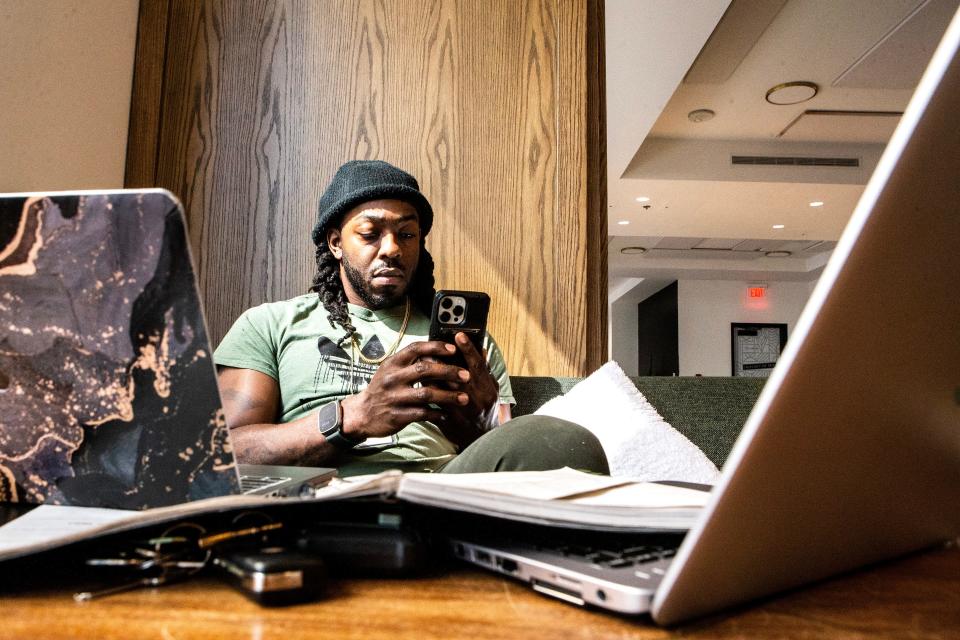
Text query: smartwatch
317 399 363 450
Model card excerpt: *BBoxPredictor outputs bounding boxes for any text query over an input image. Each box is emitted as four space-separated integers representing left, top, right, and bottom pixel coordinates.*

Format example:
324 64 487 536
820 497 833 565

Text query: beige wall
678 279 815 376
127 0 606 376
0 0 139 191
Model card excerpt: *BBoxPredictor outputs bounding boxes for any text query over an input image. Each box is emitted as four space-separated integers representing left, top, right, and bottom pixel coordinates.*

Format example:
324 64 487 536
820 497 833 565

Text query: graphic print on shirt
314 335 385 395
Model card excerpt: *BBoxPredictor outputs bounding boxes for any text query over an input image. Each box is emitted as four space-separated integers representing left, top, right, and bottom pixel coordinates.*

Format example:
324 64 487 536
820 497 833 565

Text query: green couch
508 376 767 468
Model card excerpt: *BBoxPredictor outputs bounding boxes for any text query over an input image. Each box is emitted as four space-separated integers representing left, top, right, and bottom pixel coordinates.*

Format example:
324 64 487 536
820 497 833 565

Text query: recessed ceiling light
772 224 785 229
765 81 819 105
635 196 650 203
688 109 715 123
765 250 792 258
809 201 824 207
617 220 630 225
620 246 647 255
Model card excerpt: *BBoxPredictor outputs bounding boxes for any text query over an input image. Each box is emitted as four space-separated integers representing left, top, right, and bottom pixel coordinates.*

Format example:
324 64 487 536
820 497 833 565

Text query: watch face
317 400 361 450
317 400 341 435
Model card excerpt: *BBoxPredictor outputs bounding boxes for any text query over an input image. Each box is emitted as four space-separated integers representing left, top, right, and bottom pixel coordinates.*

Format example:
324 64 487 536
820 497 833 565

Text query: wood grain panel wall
126 0 606 376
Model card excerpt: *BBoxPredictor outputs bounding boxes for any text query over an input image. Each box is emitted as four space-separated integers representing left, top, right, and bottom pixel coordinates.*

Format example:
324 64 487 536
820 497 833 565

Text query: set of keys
74 519 284 602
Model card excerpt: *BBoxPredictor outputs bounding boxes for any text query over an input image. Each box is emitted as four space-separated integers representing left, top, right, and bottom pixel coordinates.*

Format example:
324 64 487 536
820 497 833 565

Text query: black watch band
317 399 363 450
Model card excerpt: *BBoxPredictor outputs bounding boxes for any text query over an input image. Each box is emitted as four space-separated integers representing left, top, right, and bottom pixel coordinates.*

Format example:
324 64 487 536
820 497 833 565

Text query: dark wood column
126 0 606 376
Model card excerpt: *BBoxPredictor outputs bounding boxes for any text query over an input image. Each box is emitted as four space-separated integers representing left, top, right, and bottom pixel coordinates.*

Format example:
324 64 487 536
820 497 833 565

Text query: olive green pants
336 415 609 477
437 415 609 475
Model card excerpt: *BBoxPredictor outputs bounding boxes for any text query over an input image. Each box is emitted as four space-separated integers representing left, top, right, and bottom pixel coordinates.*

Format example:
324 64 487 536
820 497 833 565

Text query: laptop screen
0 190 242 509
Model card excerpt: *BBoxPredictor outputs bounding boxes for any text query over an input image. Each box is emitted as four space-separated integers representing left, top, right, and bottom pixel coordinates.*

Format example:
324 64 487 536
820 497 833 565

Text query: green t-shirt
214 294 514 474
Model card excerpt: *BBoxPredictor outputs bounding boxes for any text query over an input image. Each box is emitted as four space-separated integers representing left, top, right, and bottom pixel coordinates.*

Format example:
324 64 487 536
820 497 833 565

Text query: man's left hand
429 332 500 449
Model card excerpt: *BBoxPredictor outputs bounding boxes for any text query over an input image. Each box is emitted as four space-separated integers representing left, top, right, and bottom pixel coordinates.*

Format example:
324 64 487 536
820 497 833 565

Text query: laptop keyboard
239 474 289 493
538 542 679 569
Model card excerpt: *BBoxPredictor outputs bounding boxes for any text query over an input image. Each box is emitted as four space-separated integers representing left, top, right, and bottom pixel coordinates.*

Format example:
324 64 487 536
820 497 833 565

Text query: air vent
732 155 859 167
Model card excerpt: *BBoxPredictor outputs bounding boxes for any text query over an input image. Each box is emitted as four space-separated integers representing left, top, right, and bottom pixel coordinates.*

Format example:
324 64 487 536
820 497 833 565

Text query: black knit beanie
312 160 434 245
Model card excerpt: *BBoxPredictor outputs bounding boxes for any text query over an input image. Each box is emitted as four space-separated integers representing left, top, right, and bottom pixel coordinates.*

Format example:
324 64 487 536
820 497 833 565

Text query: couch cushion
509 375 766 467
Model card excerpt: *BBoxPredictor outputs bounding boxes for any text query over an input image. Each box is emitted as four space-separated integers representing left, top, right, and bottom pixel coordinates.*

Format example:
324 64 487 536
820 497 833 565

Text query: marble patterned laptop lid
0 190 241 509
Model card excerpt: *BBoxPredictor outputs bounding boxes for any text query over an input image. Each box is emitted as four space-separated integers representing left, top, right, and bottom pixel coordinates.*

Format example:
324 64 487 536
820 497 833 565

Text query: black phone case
428 290 490 360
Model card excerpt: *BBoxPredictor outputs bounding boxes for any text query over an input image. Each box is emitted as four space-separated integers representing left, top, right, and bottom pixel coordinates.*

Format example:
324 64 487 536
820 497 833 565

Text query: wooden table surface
2 542 958 639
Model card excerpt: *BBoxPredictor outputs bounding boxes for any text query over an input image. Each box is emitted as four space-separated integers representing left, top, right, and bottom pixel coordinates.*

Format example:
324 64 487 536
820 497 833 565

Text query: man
215 160 608 476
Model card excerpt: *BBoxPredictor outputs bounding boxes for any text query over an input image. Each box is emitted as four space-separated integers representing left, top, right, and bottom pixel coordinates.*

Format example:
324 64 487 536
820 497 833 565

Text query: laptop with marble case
0 189 333 508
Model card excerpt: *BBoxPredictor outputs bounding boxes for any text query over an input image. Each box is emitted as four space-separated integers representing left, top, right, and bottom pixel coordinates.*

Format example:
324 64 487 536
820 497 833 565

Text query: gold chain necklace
351 297 411 365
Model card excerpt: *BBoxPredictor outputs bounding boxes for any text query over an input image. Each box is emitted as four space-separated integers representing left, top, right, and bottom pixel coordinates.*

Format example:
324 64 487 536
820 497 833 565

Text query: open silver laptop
450 7 960 625
0 189 334 507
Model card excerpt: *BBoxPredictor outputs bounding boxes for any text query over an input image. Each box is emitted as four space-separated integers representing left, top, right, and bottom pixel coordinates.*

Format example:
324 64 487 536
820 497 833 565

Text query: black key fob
213 547 327 606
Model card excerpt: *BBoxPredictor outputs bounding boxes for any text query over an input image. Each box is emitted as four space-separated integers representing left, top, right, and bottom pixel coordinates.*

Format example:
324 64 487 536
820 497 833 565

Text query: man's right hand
217 341 471 467
340 340 471 441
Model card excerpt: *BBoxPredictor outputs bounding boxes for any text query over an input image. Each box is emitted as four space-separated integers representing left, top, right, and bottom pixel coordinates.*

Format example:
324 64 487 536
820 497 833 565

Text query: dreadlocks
309 240 436 347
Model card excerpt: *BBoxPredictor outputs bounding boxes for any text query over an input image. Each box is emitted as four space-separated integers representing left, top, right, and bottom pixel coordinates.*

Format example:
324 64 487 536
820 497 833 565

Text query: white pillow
534 361 720 483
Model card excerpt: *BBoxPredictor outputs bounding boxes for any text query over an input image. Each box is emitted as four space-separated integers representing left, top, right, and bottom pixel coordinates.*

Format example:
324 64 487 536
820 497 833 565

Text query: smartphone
428 290 489 367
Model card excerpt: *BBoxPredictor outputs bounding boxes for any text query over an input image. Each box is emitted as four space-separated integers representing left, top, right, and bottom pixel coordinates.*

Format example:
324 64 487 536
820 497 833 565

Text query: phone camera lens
439 311 451 323
441 298 453 309
452 305 464 317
